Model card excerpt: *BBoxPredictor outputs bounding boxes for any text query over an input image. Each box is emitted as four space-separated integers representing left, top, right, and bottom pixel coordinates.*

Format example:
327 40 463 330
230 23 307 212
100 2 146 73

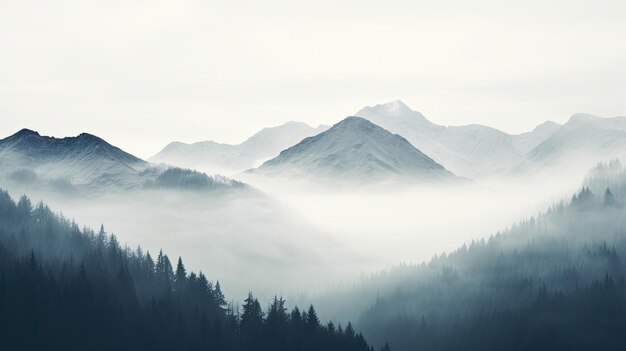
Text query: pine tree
604 187 616 207
0 190 377 351
96 224 107 252
108 234 120 258
17 195 32 221
327 321 336 334
145 251 155 278
241 293 264 329
345 323 355 338
174 257 187 293
155 250 173 296
240 292 265 349
214 280 227 311
267 295 289 329
290 306 302 327
305 305 320 331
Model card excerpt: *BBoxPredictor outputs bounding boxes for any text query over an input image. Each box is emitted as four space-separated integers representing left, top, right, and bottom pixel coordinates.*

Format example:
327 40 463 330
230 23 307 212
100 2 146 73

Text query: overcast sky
1 0 625 158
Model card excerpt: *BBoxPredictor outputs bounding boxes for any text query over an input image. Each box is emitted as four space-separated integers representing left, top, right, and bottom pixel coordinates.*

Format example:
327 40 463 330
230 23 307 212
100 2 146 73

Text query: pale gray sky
1 0 625 158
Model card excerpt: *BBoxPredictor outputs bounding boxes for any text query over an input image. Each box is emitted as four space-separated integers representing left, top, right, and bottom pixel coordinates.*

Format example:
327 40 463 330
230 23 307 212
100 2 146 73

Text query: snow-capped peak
356 100 415 118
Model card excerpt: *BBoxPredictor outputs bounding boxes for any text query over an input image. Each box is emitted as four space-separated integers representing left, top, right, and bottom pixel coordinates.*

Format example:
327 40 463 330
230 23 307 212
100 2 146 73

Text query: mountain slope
524 114 626 174
0 129 246 194
0 129 148 189
511 121 562 154
355 101 561 178
0 190 375 351
319 162 626 351
150 122 329 174
250 117 456 183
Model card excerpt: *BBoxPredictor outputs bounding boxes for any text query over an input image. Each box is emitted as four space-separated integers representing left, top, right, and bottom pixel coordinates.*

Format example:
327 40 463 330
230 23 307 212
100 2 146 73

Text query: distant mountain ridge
355 101 563 178
150 121 329 173
0 129 247 194
149 101 626 181
0 129 148 189
523 113 626 173
0 128 145 165
355 101 626 179
7 103 625 189
342 163 626 351
250 116 458 184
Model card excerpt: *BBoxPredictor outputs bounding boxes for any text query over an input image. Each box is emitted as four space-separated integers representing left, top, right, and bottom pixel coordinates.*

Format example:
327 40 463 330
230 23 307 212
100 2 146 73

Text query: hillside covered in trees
349 160 626 350
0 190 379 351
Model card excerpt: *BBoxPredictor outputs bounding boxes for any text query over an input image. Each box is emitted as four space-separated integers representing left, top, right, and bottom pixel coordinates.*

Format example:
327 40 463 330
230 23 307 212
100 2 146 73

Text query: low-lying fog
5 168 587 304
282 177 580 256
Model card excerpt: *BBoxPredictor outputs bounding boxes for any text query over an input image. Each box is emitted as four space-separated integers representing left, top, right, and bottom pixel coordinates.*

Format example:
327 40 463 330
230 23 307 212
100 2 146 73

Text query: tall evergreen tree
174 256 187 293
604 187 616 207
306 304 320 331
214 280 227 311
0 190 380 351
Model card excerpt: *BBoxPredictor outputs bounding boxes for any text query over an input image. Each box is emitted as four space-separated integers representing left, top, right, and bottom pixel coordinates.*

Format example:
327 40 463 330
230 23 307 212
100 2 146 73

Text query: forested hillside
0 190 378 351
354 160 626 351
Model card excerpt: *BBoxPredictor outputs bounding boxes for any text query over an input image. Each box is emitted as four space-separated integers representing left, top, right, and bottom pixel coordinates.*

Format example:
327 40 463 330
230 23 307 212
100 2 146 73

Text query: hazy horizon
4 1 626 350
2 0 626 158
0 102 624 161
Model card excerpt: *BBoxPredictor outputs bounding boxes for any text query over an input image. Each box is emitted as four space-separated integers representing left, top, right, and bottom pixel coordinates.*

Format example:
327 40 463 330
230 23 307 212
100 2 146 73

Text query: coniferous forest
4 1 626 350
5 162 626 351
346 162 626 351
0 190 376 351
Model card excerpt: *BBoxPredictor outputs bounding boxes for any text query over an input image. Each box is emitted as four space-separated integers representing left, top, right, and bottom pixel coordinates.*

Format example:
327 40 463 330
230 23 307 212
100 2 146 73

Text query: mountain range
325 162 626 351
148 100 626 183
4 101 626 189
0 129 245 194
356 101 626 178
150 121 329 174
355 101 562 178
524 114 626 171
249 117 458 184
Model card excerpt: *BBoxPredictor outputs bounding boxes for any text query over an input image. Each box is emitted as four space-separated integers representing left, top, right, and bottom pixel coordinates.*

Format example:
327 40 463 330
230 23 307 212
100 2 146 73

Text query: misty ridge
133 101 626 199
0 128 247 196
314 160 626 351
3 100 626 351
0 190 374 351
4 0 626 349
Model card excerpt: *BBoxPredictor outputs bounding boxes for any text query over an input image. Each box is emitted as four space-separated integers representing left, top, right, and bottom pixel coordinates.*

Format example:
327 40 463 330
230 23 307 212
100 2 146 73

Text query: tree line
326 161 626 351
0 189 381 351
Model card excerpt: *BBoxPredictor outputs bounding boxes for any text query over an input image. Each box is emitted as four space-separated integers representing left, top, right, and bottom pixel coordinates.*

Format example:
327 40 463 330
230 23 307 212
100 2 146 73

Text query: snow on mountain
0 129 148 189
0 129 246 194
511 121 562 154
525 114 626 172
355 100 561 178
150 122 329 174
249 116 457 183
566 113 626 131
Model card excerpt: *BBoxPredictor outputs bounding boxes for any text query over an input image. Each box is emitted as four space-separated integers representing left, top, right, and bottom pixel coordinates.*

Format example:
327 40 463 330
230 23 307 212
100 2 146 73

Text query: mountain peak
354 100 439 134
384 100 412 114
0 128 42 144
357 100 414 117
335 115 371 126
15 128 40 137
531 121 561 133
0 129 145 166
76 132 106 143
326 116 393 136
251 114 455 183
150 120 330 172
568 113 601 124
2 129 42 141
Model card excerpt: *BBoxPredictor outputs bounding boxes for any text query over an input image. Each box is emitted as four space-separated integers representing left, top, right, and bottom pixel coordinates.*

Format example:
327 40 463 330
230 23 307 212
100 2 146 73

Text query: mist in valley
2 160 591 307
4 1 626 349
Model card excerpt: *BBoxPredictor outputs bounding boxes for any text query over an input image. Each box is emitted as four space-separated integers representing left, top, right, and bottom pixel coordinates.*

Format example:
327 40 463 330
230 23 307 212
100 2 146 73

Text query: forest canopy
0 189 379 351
